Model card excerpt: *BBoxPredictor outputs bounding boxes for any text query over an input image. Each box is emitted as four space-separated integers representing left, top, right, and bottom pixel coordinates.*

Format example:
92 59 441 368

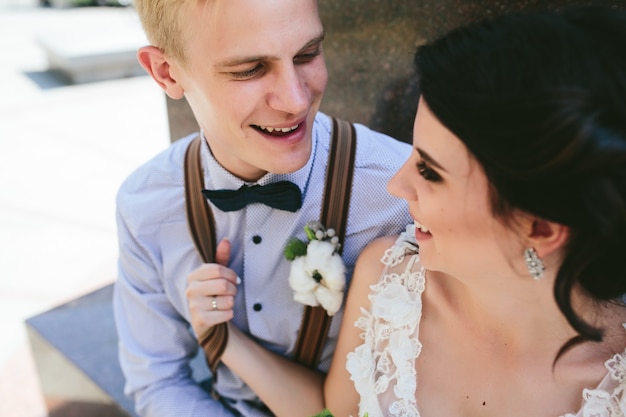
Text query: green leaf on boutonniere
310 409 334 417
304 223 318 241
284 237 308 261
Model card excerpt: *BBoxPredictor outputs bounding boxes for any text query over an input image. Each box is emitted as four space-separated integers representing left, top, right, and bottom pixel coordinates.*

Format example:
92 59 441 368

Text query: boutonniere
284 221 346 316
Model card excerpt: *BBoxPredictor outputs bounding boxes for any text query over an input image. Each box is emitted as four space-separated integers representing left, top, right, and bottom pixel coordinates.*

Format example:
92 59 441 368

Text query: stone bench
25 284 137 417
36 18 146 84
26 284 210 417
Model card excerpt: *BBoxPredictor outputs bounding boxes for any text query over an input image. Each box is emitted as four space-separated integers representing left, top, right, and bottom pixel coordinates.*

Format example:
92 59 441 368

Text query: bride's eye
416 160 442 182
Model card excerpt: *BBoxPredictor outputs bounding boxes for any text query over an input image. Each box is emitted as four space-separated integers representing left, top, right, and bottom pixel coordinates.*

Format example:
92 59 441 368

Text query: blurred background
0 1 168 416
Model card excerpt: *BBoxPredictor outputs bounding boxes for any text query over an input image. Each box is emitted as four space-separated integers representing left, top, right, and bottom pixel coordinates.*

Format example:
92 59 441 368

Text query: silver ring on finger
211 295 218 311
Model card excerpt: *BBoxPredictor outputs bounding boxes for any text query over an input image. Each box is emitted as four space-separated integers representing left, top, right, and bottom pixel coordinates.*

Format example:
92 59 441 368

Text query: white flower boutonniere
284 221 346 316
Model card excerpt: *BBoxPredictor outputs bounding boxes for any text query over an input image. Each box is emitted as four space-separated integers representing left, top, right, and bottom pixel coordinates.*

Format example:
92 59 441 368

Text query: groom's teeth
415 221 430 233
258 124 299 133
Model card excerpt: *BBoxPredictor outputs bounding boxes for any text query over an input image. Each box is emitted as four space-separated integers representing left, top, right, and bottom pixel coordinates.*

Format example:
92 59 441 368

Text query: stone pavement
0 2 170 416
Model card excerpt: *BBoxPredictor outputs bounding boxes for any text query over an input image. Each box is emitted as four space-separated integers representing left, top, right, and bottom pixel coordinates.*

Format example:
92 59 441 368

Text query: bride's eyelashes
416 160 442 182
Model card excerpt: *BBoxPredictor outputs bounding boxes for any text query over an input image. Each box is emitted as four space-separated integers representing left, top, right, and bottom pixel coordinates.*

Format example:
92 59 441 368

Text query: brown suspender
183 117 357 374
184 136 227 373
293 117 357 367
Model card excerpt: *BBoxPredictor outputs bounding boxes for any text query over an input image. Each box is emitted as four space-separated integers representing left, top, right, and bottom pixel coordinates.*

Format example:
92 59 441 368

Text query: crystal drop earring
524 247 545 280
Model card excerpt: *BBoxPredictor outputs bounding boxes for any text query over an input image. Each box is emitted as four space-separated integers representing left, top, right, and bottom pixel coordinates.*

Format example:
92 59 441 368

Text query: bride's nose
387 157 418 202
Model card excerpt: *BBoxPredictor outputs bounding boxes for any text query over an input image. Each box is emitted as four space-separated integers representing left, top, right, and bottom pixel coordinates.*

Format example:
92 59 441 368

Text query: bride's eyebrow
416 147 447 172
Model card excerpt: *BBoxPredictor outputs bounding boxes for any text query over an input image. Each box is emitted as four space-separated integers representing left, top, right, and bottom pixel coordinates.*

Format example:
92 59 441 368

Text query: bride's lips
414 220 432 241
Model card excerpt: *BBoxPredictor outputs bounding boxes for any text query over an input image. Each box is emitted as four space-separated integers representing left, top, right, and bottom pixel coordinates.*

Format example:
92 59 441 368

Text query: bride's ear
526 218 569 259
137 46 185 100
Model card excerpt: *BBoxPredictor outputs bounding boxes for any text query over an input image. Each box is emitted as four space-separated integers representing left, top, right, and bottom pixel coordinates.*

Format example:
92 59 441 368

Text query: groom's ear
137 45 185 100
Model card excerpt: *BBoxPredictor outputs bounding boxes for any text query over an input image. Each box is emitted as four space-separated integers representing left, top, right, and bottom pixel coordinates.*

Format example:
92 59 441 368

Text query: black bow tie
202 181 302 212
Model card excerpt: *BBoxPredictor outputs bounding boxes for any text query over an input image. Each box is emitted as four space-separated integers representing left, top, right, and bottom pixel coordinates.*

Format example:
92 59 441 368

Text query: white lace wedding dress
346 225 626 417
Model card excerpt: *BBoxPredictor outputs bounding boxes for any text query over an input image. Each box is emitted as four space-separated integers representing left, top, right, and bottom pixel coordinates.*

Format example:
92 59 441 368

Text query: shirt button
253 303 262 312
252 235 262 244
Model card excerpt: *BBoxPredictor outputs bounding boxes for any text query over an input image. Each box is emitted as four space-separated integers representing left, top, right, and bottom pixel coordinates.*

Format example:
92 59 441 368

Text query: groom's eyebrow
417 147 447 172
216 32 326 68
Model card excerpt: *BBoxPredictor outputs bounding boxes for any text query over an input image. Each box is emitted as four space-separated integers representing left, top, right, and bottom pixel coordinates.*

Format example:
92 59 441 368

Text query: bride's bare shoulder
359 235 399 263
353 235 401 281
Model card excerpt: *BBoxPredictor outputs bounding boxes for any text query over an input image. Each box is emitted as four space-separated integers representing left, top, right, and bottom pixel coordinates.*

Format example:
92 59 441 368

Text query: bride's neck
429 269 577 350
429 269 626 359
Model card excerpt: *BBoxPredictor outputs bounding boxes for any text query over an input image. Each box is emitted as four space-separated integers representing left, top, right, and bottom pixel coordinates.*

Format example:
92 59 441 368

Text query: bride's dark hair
414 5 626 358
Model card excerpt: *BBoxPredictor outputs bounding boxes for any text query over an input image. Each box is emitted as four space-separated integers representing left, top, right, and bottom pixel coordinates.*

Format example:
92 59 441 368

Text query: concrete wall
166 0 625 144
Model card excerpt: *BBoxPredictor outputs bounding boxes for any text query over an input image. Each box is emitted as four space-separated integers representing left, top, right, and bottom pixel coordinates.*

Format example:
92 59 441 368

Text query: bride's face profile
388 99 520 280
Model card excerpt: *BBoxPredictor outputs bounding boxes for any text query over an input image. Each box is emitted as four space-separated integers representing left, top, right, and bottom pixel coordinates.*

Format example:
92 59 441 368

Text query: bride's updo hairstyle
414 6 626 356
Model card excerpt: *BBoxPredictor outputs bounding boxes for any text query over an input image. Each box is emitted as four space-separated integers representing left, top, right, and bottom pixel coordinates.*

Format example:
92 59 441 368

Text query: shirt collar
200 130 318 195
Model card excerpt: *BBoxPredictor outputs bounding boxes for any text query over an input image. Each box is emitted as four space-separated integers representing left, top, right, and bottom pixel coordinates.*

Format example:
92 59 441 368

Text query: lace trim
561 339 626 417
347 225 424 417
347 225 626 417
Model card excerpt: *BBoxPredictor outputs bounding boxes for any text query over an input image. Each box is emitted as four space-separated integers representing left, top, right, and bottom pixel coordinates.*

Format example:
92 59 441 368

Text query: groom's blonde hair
134 0 213 64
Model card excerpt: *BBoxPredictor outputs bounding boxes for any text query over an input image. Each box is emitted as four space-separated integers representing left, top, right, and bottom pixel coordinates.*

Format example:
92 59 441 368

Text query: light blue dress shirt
113 112 412 417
